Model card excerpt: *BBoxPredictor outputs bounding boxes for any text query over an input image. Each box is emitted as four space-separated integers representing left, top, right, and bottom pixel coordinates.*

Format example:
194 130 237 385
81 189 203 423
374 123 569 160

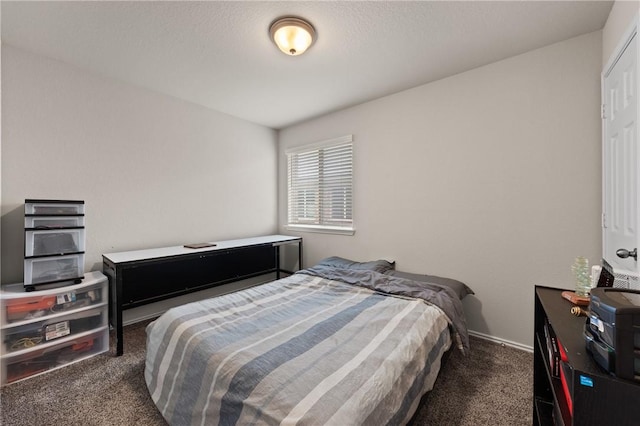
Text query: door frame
602 13 640 273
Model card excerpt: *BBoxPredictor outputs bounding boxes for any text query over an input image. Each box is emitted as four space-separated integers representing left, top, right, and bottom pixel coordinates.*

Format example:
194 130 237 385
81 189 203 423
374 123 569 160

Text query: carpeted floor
1 320 532 425
411 336 533 425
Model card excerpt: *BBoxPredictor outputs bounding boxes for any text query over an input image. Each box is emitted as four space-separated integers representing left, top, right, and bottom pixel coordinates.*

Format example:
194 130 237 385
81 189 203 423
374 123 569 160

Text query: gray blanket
299 265 470 353
145 272 454 425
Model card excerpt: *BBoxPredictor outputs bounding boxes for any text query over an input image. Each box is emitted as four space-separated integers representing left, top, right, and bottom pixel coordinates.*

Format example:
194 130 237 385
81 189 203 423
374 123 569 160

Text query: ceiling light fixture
269 17 316 56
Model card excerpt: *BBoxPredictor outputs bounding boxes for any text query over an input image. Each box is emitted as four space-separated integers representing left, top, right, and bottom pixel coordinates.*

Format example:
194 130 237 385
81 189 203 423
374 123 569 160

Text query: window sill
285 224 355 236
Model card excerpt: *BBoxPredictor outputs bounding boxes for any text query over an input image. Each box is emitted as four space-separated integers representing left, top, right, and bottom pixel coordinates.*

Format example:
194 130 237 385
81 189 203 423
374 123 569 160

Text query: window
286 135 354 234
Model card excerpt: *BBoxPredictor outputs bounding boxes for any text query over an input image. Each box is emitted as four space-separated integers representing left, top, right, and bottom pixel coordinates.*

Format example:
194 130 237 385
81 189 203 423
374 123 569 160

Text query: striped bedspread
145 272 453 426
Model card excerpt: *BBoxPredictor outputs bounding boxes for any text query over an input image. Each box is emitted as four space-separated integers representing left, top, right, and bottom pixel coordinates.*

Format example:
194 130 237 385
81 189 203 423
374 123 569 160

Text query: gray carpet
1 320 532 425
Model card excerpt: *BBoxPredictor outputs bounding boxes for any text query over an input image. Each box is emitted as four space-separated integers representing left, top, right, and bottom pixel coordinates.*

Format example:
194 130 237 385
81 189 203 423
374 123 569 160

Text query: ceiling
1 1 613 130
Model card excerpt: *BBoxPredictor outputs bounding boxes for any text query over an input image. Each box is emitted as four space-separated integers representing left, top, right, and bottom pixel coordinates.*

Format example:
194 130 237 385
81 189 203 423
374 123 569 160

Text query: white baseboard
468 330 533 353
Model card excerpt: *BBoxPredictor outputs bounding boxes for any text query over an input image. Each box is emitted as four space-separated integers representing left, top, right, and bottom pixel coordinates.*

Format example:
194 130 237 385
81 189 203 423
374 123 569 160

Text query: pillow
385 270 474 300
314 256 395 274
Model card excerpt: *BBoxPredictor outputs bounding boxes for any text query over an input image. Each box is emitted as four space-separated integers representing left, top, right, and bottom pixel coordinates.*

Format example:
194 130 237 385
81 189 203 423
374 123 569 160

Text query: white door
603 32 639 275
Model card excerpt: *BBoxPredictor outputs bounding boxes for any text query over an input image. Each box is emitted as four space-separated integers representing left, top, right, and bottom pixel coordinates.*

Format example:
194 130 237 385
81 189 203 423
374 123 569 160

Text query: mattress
145 270 463 425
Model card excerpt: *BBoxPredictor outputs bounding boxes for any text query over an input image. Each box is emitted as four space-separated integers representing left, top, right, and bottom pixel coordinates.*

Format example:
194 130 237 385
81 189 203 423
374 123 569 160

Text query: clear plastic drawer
4 307 105 353
4 328 107 384
25 228 85 257
5 294 56 323
4 282 104 324
3 273 106 323
25 201 84 216
24 254 84 286
25 216 85 229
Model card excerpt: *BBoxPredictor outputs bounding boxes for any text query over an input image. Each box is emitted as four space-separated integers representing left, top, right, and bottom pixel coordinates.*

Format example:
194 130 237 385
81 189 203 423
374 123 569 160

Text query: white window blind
287 136 353 233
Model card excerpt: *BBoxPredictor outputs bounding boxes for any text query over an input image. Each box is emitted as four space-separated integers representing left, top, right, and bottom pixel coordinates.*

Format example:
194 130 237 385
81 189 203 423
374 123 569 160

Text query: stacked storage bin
24 199 85 291
0 271 109 385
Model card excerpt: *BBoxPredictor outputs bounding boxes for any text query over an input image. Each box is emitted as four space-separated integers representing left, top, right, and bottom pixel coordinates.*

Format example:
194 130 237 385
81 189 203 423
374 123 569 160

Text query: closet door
603 30 639 275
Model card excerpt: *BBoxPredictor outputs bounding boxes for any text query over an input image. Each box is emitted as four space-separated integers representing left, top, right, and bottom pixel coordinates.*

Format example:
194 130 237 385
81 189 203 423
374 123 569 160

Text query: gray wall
0 25 612 346
602 0 639 67
278 31 603 348
1 45 278 285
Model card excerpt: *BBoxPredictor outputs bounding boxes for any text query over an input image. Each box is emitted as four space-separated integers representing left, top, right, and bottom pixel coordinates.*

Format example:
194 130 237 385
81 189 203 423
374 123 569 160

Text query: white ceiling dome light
269 17 316 56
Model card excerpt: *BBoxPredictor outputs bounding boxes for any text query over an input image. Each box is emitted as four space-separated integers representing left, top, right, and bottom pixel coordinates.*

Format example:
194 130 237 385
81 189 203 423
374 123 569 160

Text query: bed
145 257 472 426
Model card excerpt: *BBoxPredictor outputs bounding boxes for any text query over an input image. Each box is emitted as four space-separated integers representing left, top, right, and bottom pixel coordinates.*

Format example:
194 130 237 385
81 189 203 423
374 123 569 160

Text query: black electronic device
596 258 615 288
585 287 640 381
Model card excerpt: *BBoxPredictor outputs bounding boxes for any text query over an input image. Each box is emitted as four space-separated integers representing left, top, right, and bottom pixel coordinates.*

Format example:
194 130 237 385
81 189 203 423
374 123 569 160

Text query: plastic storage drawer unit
1 271 109 385
23 199 86 289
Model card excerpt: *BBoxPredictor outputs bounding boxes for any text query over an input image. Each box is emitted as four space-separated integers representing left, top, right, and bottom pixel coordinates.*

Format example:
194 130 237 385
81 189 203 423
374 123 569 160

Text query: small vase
572 256 590 297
